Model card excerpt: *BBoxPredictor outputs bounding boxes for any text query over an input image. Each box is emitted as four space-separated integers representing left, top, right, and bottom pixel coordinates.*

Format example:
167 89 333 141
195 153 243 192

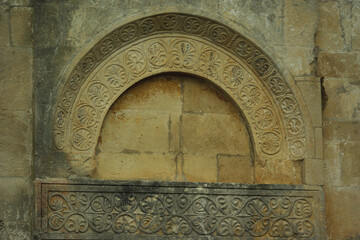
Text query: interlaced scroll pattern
36 181 323 239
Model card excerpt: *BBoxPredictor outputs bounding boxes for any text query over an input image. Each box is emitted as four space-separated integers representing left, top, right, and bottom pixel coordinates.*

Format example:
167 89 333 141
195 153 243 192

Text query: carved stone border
53 13 307 176
35 179 325 239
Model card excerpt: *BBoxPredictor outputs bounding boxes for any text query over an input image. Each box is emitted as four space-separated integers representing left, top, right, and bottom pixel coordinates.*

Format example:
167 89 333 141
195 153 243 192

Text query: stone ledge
35 179 325 239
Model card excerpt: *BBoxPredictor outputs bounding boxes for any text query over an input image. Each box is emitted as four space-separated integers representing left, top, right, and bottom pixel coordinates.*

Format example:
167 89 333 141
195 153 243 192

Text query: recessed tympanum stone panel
35 180 325 239
53 13 309 184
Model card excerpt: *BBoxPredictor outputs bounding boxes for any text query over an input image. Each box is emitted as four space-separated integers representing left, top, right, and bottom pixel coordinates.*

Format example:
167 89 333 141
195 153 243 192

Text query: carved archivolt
53 14 306 174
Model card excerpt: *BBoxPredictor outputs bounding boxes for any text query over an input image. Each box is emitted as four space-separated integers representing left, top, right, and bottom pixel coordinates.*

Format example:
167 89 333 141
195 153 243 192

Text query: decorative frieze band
36 180 324 239
54 13 307 174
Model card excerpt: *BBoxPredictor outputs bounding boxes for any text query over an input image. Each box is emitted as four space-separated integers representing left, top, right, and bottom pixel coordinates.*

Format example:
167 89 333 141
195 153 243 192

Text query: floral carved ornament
53 14 307 178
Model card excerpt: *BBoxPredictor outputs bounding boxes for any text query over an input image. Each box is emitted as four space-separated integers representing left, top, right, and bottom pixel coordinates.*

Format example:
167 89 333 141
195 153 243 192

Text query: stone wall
33 0 320 182
95 73 253 183
317 0 360 239
0 0 33 239
0 0 358 239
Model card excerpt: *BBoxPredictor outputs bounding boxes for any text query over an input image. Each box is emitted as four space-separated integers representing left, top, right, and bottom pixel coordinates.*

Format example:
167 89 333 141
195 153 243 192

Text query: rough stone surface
0 47 32 110
10 7 32 46
0 177 31 240
182 113 251 156
218 155 253 183
0 2 33 240
296 80 322 127
0 110 32 177
325 187 360 240
0 5 9 46
284 0 317 48
318 1 360 238
318 52 360 78
323 78 360 121
304 158 324 185
0 0 359 239
96 74 253 183
96 152 177 181
182 153 218 183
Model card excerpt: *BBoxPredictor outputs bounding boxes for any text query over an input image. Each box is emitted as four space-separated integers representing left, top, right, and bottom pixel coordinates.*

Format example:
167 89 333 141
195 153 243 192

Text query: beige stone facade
0 0 359 239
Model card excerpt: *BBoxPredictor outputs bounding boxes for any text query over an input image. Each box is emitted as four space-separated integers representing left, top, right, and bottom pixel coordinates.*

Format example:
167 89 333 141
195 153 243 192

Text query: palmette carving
69 37 283 155
43 187 316 238
54 13 307 167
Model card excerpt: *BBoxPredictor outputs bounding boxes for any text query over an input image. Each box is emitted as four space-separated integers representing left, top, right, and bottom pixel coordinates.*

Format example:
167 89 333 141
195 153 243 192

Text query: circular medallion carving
239 84 261 110
148 42 168 67
72 128 95 151
280 95 297 114
162 14 179 30
140 18 157 35
172 41 196 68
54 13 308 172
253 107 275 130
260 132 281 155
69 71 82 91
268 76 286 96
200 50 221 77
87 83 112 108
209 25 230 44
125 50 146 75
100 38 115 55
222 65 243 89
119 23 138 42
289 139 306 158
76 105 97 127
183 17 203 33
104 64 128 89
287 117 304 136
233 38 253 58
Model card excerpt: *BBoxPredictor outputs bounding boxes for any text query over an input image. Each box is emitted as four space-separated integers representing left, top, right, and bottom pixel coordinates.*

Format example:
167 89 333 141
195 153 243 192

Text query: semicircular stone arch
54 13 307 183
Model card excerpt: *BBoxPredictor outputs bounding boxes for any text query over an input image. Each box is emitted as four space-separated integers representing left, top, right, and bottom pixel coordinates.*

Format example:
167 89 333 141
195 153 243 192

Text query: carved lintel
36 180 324 239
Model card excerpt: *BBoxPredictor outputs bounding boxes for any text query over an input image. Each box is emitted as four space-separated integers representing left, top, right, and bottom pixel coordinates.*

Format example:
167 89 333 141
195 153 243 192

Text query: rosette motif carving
54 13 307 175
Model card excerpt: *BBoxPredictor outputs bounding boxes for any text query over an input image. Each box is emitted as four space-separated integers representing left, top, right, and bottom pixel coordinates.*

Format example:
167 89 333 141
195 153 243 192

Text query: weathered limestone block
0 47 32 110
9 0 32 6
33 2 60 46
318 53 360 78
182 153 218 182
296 81 322 127
218 155 253 183
10 7 32 47
315 127 323 159
284 0 317 47
0 5 9 46
96 152 177 181
96 73 253 183
323 120 360 143
0 177 31 240
0 110 32 177
317 1 345 51
182 113 251 156
325 187 360 240
255 157 302 185
219 0 285 46
341 141 360 186
323 78 360 121
99 110 171 153
274 46 315 76
304 158 324 185
183 76 238 115
322 120 360 187
111 75 181 112
352 35 360 50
